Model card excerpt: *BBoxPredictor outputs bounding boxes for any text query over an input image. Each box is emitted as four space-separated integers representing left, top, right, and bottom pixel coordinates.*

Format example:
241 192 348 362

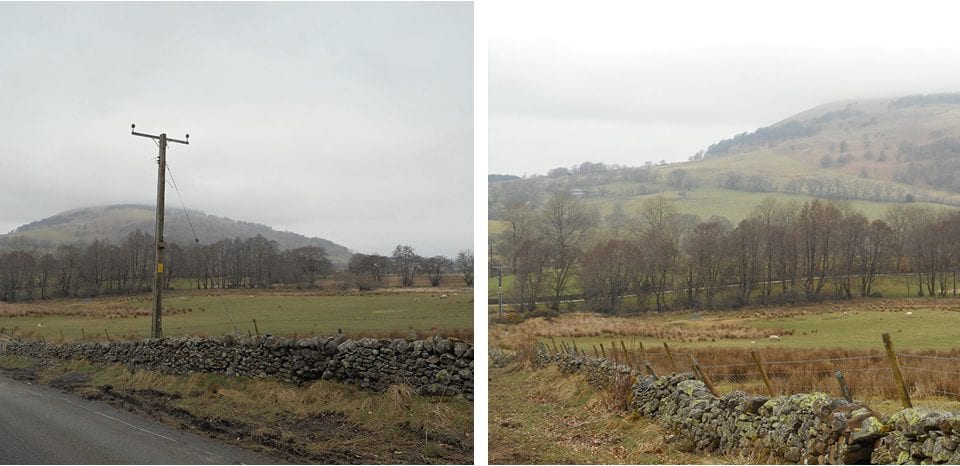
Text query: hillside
0 205 353 267
489 93 960 225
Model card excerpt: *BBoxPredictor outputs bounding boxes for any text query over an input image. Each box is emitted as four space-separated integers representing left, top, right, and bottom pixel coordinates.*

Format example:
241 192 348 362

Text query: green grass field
543 306 960 352
491 295 960 353
0 289 473 342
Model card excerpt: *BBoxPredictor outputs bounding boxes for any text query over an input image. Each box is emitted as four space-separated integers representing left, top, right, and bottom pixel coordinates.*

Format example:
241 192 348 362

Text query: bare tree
538 191 596 310
580 238 641 314
455 250 474 286
421 255 453 287
392 245 420 287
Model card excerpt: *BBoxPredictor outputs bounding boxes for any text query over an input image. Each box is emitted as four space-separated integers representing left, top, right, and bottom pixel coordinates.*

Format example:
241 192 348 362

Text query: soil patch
49 371 91 389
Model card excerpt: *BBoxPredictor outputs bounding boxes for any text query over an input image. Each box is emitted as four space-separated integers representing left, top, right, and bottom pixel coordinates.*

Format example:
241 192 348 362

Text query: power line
164 163 238 332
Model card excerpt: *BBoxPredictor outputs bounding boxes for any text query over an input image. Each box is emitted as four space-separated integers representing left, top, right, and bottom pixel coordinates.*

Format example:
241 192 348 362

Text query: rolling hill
489 93 960 229
0 205 353 267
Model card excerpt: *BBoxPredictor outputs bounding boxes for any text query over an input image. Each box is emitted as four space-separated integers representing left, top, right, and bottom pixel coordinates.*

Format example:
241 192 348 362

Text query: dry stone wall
534 348 960 464
2 335 473 400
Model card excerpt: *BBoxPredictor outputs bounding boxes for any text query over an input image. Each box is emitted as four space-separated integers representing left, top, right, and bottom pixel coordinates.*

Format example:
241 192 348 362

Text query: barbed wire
902 367 960 377
898 353 960 362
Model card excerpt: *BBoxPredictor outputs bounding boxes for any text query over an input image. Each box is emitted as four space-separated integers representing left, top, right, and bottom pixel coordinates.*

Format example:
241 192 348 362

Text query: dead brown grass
491 312 790 351
539 342 960 407
0 300 193 319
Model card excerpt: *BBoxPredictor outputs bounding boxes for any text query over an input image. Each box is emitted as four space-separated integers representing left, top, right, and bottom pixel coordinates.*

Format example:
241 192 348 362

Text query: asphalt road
0 375 271 464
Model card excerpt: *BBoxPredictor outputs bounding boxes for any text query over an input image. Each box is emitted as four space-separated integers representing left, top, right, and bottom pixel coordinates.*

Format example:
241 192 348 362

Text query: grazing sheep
36 323 43 328
906 311 913 316
439 294 449 299
843 311 848 316
750 340 756 344
769 335 781 342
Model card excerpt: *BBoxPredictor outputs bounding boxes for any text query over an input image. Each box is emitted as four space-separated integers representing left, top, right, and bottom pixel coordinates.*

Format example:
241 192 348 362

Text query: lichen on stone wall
532 346 960 464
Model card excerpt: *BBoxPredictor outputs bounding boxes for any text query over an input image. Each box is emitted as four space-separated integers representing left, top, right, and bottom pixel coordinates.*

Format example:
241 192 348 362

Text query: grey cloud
0 2 473 258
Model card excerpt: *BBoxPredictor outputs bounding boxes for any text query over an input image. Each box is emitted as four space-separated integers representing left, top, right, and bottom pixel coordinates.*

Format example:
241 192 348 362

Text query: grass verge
0 356 472 464
488 363 748 464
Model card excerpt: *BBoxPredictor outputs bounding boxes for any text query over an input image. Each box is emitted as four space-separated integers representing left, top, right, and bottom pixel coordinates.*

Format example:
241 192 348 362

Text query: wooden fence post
644 361 658 379
253 319 260 336
600 342 607 359
551 337 559 354
80 328 85 341
882 333 913 409
751 350 775 397
104 329 111 342
60 330 64 343
663 342 677 372
593 345 599 358
691 355 719 397
620 340 630 367
639 341 647 366
835 369 854 402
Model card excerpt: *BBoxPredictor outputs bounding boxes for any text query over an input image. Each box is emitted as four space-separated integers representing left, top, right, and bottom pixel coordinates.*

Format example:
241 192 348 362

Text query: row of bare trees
349 246 474 290
0 234 476 302
493 192 960 314
0 231 333 302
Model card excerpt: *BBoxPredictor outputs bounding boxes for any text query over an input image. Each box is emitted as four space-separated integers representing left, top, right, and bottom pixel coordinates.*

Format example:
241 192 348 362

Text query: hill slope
0 205 353 267
489 93 960 225
698 93 960 194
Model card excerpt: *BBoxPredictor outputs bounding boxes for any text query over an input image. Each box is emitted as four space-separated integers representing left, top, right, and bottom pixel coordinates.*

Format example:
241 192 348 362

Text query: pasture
0 288 473 342
491 299 960 352
491 298 960 410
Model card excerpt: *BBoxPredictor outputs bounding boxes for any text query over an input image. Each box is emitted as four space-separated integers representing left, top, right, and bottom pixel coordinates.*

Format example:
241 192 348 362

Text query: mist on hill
0 2 472 258
490 1 960 176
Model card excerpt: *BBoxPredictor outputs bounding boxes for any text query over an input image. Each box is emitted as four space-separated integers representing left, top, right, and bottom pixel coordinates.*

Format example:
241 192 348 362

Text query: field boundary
508 345 960 464
2 334 474 401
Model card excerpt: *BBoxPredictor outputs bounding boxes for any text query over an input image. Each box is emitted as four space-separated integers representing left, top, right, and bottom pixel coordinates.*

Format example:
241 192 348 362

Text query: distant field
0 288 473 342
491 298 960 352
491 297 960 409
587 188 953 224
488 189 954 234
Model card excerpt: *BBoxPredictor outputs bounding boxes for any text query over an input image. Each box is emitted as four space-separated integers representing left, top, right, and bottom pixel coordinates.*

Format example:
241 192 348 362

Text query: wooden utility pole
131 124 189 339
493 266 504 317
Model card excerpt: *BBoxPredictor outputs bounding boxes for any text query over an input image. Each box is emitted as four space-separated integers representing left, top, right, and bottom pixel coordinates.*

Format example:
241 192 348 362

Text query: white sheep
843 311 848 316
439 294 449 299
906 311 913 316
36 323 44 328
769 335 781 342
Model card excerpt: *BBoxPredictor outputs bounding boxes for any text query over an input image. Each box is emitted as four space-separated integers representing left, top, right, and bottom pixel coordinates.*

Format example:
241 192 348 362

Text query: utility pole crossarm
130 123 189 339
131 123 189 144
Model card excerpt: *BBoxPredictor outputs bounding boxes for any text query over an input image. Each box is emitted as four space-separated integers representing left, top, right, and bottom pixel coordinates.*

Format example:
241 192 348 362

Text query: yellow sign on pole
157 263 164 274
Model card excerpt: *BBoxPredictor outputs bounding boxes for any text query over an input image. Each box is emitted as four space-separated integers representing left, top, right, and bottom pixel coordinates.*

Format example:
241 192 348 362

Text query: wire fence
547 334 960 410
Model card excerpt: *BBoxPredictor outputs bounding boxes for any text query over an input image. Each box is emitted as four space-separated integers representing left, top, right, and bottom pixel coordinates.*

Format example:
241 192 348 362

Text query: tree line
349 246 474 290
0 231 474 302
492 192 960 314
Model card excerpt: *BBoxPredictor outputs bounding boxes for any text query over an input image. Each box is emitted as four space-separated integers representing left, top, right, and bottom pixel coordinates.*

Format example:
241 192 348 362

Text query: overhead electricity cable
165 163 239 332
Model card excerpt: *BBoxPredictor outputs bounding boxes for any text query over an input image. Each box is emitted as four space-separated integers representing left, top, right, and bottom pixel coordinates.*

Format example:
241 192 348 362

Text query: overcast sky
490 0 960 176
0 2 472 257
